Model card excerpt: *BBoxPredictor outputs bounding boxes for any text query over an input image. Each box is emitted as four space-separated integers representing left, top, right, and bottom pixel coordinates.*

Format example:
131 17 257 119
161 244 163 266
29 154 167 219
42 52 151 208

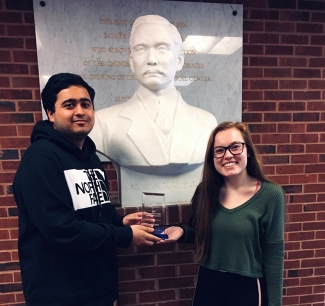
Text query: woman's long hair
191 121 273 262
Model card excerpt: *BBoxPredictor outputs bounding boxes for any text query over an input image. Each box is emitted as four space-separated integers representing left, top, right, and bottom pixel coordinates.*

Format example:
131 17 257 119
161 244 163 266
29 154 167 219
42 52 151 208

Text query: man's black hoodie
13 120 132 306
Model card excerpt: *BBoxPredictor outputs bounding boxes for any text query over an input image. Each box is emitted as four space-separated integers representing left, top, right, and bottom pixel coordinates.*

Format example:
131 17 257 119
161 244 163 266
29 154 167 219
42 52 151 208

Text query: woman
163 122 285 306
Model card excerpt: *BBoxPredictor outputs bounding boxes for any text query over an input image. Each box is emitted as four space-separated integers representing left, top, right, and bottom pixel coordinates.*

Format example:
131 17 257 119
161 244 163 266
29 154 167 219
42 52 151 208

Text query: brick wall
0 0 325 305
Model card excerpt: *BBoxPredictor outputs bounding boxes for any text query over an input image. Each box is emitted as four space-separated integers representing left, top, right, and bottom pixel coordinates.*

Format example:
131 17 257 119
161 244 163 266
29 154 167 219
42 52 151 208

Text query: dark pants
193 266 268 306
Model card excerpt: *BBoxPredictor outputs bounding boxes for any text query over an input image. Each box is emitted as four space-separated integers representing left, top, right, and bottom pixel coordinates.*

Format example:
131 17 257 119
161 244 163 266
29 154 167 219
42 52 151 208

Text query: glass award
141 192 168 240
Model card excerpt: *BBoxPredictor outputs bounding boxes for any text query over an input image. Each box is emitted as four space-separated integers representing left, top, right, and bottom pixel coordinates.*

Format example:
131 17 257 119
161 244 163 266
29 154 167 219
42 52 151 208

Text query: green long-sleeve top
180 181 285 306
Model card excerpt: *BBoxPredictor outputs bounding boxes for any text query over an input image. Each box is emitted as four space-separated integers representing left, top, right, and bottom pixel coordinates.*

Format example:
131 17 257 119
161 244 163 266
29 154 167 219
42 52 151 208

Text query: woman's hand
158 226 184 243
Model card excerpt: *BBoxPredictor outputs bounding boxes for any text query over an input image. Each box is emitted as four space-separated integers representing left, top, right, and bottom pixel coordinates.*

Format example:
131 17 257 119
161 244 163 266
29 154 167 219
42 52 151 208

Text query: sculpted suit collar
118 88 200 166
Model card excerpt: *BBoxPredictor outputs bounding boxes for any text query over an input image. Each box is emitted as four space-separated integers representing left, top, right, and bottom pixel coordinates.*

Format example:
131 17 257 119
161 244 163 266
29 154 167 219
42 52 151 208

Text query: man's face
47 85 94 147
130 23 184 92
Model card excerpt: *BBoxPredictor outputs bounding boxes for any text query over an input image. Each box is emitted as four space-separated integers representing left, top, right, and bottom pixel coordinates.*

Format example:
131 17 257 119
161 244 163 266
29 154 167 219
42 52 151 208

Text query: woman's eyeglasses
213 142 246 159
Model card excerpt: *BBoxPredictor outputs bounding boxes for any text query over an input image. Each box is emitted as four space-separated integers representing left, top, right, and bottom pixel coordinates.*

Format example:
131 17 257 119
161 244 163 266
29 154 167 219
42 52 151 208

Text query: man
13 73 160 306
90 15 217 176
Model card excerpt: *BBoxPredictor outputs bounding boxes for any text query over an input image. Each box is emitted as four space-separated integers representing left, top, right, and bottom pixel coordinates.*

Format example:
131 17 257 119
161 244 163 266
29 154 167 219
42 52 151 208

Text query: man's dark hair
41 73 95 116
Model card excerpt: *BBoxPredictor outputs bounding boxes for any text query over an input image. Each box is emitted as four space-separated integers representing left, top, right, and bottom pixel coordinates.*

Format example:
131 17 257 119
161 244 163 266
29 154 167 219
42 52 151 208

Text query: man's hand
130 225 161 246
123 212 155 227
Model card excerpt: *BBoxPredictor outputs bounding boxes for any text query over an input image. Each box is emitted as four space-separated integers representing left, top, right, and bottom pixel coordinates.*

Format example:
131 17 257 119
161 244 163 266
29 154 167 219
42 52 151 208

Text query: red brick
278 101 306 111
262 133 290 144
309 80 325 89
0 64 28 74
307 101 325 111
291 134 318 143
157 252 193 265
118 293 136 305
262 155 289 164
265 45 293 55
291 154 318 164
251 9 279 20
287 285 312 295
243 20 264 31
119 279 155 292
249 34 279 44
0 38 24 49
242 68 263 78
296 23 323 34
268 175 289 184
281 11 309 21
267 22 295 32
285 241 301 251
248 123 276 133
307 124 325 132
294 68 321 78
264 90 292 100
280 34 309 44
242 91 263 100
18 101 41 111
263 146 281 160
317 194 325 201
278 124 305 133
13 51 37 63
303 221 325 231
159 276 195 290
0 90 32 100
293 112 319 122
119 254 155 268
288 231 314 241
243 44 264 55
301 296 325 306
305 203 325 212
279 57 307 67
277 144 304 153
311 12 325 22
249 57 278 66
264 112 291 121
294 91 321 101
305 183 325 193
139 266 176 279
139 290 175 303
12 77 39 88
302 240 325 250
5 0 33 10
265 68 292 78
290 194 315 203
296 46 323 57
24 12 34 24
7 25 35 36
25 38 36 50
290 174 317 184
277 165 304 174
242 113 262 122
280 80 307 91
311 35 325 45
247 101 276 111
287 203 303 213
282 296 299 305
318 136 325 145
0 51 11 62
0 77 10 87
250 80 278 89
285 223 301 232
30 64 39 75
0 12 22 23
241 80 249 90
309 58 325 69
288 268 314 277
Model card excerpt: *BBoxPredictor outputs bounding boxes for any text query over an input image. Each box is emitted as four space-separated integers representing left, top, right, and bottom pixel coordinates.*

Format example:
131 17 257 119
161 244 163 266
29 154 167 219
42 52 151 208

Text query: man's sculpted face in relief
130 23 184 93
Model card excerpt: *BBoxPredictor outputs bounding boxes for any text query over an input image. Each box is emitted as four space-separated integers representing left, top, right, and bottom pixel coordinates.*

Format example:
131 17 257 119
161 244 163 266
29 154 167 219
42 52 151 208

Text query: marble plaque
33 0 243 206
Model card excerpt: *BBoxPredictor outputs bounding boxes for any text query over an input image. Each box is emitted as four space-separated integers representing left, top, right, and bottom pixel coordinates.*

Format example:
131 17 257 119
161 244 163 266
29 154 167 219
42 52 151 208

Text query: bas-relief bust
89 14 217 176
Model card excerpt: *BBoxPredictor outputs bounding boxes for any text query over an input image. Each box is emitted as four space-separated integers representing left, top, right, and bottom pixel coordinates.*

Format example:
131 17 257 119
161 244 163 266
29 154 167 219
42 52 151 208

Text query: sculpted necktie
155 100 171 138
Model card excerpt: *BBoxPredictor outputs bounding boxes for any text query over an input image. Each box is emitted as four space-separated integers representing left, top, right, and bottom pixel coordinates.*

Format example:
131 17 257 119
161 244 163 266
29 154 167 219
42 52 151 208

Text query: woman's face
213 128 248 179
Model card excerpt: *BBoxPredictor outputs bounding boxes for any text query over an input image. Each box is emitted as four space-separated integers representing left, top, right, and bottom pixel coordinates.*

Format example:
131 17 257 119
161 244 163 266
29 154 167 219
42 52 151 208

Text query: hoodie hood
30 120 96 158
